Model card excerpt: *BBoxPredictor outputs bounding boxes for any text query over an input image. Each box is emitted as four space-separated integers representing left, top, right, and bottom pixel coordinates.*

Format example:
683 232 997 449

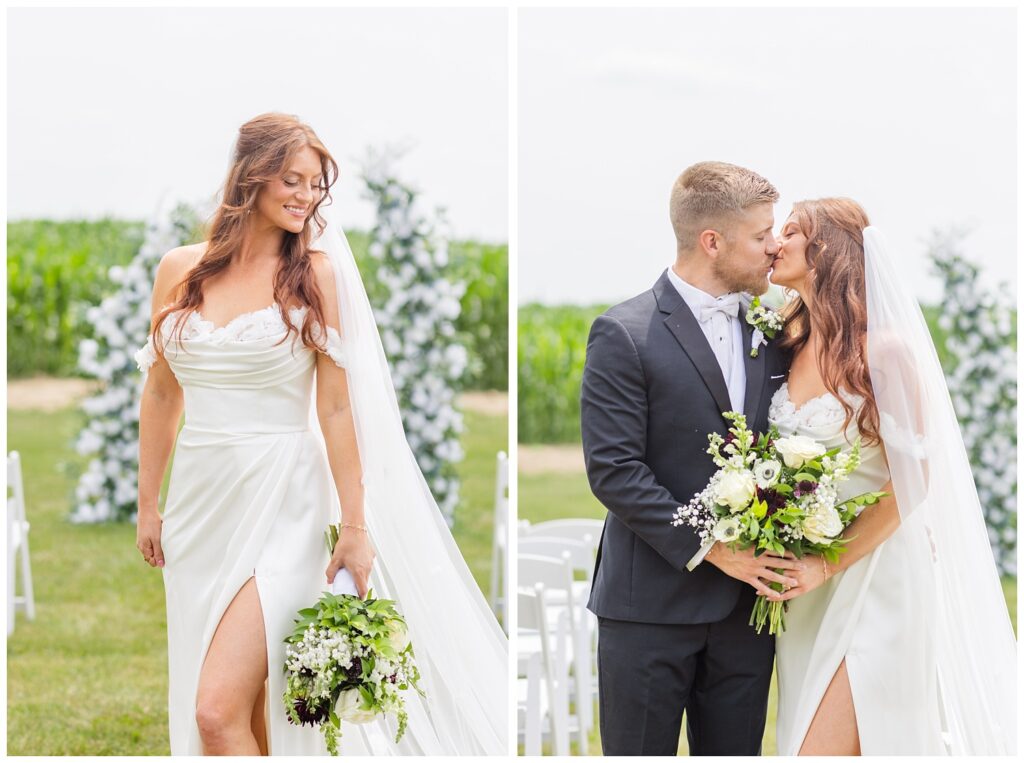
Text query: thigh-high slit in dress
137 303 396 755
769 384 946 756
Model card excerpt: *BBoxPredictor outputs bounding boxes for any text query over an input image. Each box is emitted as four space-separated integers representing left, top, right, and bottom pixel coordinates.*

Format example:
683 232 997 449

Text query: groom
581 161 800 755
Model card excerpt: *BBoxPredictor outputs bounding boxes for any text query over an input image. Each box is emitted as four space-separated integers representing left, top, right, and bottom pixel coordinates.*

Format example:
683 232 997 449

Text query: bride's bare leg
798 659 861 756
196 577 269 755
251 681 269 755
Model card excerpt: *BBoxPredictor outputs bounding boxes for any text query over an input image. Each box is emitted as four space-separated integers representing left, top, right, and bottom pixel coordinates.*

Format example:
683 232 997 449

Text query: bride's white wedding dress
136 303 391 755
136 301 498 756
770 382 947 756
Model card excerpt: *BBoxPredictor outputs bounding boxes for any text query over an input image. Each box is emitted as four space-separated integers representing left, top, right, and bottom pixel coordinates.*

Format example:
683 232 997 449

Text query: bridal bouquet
281 524 424 754
671 411 886 634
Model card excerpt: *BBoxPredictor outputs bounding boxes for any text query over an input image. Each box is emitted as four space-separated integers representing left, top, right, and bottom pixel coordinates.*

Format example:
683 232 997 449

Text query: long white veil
305 200 507 755
864 226 1016 754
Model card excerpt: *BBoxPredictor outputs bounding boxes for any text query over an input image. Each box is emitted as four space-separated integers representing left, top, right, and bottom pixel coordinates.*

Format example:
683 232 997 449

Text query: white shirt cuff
686 538 716 571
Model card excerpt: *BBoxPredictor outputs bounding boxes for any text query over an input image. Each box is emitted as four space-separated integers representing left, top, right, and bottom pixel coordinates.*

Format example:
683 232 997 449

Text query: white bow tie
699 294 741 322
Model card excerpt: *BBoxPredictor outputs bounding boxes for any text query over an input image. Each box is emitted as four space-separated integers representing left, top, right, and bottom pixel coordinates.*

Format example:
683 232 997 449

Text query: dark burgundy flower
389 673 398 684
719 433 737 458
756 486 786 514
288 697 330 727
794 479 818 497
346 656 363 682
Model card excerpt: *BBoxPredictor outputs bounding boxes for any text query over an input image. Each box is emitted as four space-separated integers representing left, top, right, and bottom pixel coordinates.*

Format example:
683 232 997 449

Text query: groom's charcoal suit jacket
582 271 789 624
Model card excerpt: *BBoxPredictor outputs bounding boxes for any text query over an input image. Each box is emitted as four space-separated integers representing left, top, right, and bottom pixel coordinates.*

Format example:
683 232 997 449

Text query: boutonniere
745 297 784 358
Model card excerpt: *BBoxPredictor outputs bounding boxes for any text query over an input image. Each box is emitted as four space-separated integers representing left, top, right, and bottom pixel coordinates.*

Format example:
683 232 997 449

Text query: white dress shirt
665 267 747 571
665 267 746 412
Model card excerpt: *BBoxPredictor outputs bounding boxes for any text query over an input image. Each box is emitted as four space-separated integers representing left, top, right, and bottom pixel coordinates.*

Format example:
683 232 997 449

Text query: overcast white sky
7 7 507 242
519 7 1017 305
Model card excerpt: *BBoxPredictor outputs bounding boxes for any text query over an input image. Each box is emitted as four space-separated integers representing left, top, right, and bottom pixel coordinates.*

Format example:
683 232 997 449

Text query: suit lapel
741 304 767 423
654 273 733 415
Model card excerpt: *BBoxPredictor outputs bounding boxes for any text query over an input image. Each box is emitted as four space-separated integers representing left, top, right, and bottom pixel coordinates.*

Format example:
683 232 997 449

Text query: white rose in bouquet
801 503 844 544
713 470 756 512
774 435 827 469
388 620 411 653
336 688 377 724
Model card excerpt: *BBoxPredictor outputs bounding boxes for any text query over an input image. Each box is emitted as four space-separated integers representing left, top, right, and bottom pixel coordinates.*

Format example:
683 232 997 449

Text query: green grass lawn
5 404 506 755
519 456 1019 756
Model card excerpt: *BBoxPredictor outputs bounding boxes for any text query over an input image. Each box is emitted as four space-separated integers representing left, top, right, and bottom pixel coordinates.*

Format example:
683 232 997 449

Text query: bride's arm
136 249 190 568
779 333 932 600
311 253 374 598
775 481 901 601
777 446 904 601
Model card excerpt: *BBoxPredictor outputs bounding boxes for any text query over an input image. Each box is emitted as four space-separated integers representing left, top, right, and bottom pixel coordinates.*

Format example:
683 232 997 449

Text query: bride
765 198 1016 755
133 112 507 755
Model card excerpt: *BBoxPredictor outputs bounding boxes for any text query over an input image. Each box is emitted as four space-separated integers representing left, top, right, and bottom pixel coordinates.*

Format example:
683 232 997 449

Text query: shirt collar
665 266 740 320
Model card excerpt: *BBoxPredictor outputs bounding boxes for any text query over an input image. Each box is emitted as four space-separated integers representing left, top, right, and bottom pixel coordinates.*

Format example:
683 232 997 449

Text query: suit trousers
597 587 775 756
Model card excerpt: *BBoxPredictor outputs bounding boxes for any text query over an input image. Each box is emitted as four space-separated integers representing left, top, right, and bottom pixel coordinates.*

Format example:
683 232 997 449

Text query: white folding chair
517 585 566 755
519 553 587 754
7 451 36 635
521 518 604 553
518 537 596 736
522 519 604 719
518 536 594 581
489 451 509 631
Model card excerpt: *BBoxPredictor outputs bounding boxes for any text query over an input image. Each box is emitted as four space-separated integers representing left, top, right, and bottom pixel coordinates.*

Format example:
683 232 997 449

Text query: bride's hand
767 554 831 601
136 506 164 568
327 527 375 599
707 543 804 599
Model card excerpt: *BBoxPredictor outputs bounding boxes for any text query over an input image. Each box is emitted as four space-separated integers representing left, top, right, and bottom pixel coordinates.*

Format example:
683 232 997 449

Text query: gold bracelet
822 556 832 581
340 522 368 534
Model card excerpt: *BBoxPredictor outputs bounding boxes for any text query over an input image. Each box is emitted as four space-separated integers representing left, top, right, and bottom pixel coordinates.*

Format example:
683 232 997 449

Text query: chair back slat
518 536 593 572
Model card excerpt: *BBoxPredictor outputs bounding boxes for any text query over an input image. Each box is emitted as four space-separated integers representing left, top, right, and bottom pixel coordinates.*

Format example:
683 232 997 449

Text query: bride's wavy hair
778 197 881 446
151 112 339 350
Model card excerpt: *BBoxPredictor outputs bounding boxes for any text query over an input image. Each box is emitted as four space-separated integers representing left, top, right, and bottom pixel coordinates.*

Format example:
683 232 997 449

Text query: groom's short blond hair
670 161 779 252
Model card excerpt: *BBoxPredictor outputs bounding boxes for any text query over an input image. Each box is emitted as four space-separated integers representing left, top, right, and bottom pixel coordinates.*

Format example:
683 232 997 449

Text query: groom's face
712 202 778 295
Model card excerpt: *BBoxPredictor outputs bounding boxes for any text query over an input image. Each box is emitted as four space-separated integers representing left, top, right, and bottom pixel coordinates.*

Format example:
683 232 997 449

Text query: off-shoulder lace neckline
136 301 346 370
779 383 835 416
769 381 863 431
153 302 313 346
191 302 300 331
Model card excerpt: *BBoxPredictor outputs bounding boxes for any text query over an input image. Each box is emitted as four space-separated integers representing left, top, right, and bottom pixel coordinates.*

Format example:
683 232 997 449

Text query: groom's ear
697 228 723 259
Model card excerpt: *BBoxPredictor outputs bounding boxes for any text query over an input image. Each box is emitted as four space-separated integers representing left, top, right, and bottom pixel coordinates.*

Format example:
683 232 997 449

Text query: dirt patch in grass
7 377 100 412
460 391 508 416
518 444 585 474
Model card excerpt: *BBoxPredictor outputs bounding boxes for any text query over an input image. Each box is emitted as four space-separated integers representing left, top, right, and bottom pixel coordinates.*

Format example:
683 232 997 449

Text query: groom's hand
705 543 804 599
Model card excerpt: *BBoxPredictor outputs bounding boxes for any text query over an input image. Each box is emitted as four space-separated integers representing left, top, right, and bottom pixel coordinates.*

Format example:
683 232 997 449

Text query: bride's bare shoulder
151 242 209 307
307 249 341 329
161 241 208 274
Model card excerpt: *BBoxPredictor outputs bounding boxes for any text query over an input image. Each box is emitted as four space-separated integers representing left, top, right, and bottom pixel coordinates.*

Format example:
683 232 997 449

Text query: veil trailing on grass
863 226 1016 754
304 199 507 754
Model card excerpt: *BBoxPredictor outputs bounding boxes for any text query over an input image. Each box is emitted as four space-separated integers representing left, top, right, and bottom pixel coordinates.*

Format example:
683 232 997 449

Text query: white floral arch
931 231 1016 576
360 152 466 525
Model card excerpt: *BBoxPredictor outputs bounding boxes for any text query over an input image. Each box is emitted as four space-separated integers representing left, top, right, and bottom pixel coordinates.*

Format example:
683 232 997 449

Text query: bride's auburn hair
778 197 882 446
151 112 339 350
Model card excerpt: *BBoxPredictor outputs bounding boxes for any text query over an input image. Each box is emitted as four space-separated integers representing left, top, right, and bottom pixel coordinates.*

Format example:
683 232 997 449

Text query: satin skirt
775 509 946 755
162 423 343 754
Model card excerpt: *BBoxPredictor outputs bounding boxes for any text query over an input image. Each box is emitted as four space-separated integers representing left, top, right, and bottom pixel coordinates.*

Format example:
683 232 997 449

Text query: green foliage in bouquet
283 523 423 754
